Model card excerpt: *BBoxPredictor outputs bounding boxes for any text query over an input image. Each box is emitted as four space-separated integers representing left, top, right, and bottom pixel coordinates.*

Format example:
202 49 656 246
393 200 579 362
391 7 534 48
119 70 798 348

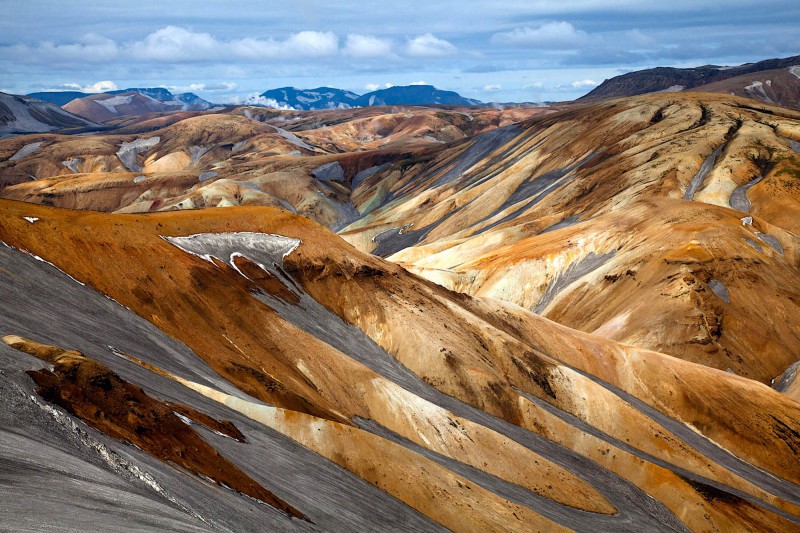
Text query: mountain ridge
581 54 800 103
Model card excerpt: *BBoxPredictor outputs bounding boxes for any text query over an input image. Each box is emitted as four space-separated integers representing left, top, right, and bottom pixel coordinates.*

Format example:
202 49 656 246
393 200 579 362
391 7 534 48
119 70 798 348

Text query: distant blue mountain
258 84 482 110
107 87 177 102
27 91 91 106
355 85 482 107
174 92 215 110
259 87 360 110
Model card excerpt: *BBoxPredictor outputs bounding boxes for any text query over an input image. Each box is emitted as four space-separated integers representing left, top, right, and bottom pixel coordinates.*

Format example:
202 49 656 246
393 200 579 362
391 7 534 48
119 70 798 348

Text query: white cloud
58 80 118 92
131 26 220 61
223 93 294 109
409 80 428 85
134 27 338 61
166 82 237 93
364 83 381 91
344 34 393 58
491 22 590 49
4 26 340 66
406 33 457 57
483 83 502 91
83 80 118 92
5 33 119 64
571 79 598 88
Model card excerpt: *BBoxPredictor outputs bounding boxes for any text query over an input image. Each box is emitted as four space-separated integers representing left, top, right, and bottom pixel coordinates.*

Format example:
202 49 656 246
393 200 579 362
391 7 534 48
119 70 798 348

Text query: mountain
582 54 800 101
27 88 216 113
259 85 481 110
25 91 91 106
691 66 800 108
174 92 215 110
2 196 800 531
259 86 360 110
0 92 98 138
108 87 215 111
355 84 482 107
62 91 185 122
61 87 215 123
107 87 179 102
2 91 800 531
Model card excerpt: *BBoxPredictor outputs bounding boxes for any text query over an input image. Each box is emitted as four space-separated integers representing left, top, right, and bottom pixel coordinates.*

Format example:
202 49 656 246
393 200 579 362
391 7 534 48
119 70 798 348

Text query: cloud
409 80 429 85
166 82 237 93
344 34 394 58
406 33 457 57
61 80 118 93
571 79 598 88
524 82 544 89
201 82 237 92
132 26 338 62
223 93 294 109
4 26 340 66
5 33 119 64
364 83 381 91
483 83 502 91
491 22 589 49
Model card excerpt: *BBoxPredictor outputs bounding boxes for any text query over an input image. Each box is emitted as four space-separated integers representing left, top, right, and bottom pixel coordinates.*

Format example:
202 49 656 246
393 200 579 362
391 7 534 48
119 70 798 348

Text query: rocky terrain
1 89 799 531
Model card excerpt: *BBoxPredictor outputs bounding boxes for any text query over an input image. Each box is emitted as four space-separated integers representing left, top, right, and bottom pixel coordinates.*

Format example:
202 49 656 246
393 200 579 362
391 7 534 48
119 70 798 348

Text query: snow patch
163 232 302 267
22 216 39 223
61 157 83 173
10 142 44 161
311 161 344 182
117 137 160 173
95 94 133 113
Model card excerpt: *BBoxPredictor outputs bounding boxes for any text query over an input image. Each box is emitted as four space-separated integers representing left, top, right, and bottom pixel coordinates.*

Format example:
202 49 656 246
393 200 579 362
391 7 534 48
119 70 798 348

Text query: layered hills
0 87 799 531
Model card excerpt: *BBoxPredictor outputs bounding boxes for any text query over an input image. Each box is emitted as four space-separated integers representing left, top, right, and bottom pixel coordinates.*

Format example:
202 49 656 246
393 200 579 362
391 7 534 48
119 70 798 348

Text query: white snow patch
22 216 39 223
657 85 685 93
789 66 800 80
163 232 302 268
117 137 160 172
96 94 134 113
174 412 194 426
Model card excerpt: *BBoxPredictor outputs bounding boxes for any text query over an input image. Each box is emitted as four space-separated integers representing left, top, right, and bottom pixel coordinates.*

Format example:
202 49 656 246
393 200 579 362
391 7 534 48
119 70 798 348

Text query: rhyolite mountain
28 87 215 111
0 92 98 138
582 54 800 101
2 81 800 531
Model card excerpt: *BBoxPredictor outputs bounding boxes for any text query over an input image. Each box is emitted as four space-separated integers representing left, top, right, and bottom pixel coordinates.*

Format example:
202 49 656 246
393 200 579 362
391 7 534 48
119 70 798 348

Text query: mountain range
3 66 800 531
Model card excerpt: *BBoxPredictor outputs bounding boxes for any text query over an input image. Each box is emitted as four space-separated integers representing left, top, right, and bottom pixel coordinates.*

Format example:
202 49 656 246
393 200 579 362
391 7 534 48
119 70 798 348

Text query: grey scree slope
0 243 442 533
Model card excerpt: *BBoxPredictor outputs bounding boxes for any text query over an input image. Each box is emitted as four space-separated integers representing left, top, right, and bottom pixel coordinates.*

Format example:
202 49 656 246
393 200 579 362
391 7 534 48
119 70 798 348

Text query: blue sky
0 0 798 103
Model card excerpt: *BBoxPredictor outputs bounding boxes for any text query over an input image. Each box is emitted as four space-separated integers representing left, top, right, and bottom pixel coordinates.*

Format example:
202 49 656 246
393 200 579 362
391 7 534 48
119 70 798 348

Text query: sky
0 1 798 104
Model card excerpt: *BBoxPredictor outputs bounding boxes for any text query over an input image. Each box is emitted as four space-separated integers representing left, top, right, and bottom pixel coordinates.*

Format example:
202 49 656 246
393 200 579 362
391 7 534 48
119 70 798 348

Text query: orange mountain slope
0 200 799 531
